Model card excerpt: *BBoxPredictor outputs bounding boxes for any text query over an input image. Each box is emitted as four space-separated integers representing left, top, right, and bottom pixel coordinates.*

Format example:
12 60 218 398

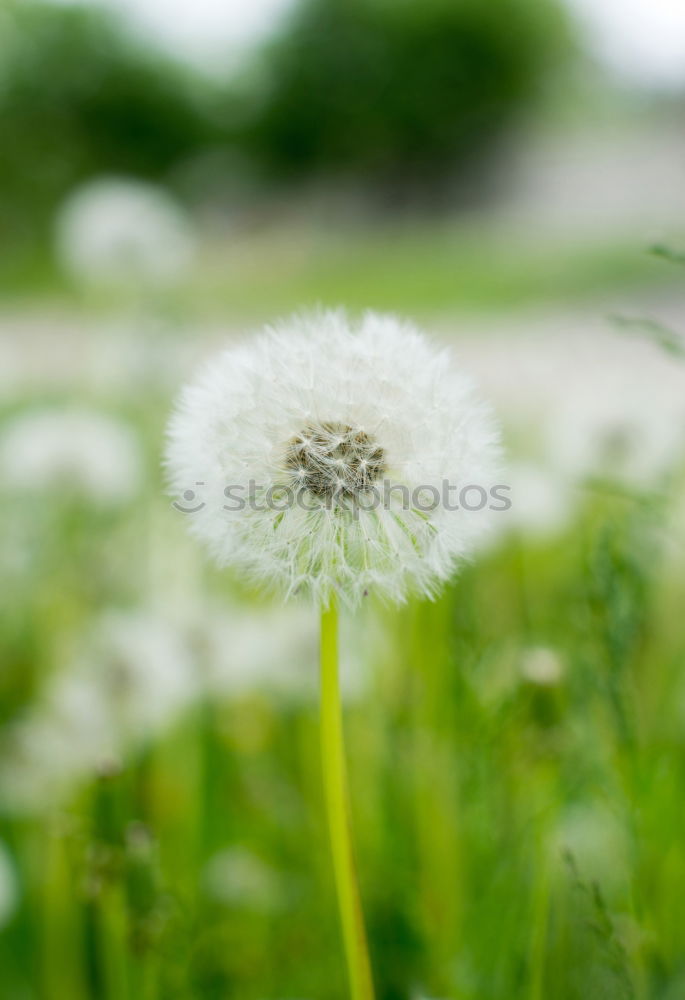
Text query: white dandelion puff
54 176 195 289
0 407 143 504
165 310 501 607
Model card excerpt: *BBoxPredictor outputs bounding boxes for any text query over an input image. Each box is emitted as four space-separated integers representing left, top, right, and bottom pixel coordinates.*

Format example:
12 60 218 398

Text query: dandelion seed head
283 422 385 501
166 309 501 606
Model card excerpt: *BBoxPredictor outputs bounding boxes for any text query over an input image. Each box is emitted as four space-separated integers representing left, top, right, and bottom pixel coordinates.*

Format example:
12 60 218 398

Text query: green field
1 293 684 997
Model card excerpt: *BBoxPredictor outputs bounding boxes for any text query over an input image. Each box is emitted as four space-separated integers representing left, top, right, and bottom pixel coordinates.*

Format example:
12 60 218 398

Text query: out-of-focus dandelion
0 611 194 812
54 176 195 289
546 382 685 489
489 459 574 544
0 677 117 813
551 802 630 892
81 611 197 741
0 602 350 813
203 847 286 912
0 408 142 504
201 604 319 700
520 646 565 686
202 602 367 704
166 309 500 1000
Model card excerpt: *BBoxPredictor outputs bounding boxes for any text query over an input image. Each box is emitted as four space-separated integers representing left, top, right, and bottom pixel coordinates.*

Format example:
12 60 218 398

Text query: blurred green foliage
0 0 572 277
0 1 214 267
241 0 569 199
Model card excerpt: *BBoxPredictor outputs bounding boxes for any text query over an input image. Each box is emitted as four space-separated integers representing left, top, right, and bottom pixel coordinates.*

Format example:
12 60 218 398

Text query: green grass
0 222 673 322
0 226 683 998
0 389 684 999
192 226 667 318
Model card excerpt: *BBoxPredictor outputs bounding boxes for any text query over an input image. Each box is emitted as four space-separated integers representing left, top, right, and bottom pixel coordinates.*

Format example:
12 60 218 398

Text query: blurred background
1 0 685 997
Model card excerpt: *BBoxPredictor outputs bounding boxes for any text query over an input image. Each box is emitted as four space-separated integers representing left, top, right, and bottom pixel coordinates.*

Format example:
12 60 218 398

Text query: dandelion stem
320 597 375 1000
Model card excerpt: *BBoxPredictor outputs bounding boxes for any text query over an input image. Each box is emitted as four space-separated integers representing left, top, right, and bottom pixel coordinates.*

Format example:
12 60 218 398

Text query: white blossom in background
201 602 368 703
0 408 143 504
550 802 630 891
201 604 318 700
203 847 287 911
0 843 18 929
54 177 195 288
0 611 195 812
520 646 565 686
0 599 375 813
486 460 575 545
166 310 501 607
78 611 198 741
545 380 685 491
456 322 685 500
0 677 118 813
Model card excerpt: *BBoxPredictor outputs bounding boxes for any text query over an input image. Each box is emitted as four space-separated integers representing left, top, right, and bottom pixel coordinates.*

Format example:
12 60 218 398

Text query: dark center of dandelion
285 422 386 501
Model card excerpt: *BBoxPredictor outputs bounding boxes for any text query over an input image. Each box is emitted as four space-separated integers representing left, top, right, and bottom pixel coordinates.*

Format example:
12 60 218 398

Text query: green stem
320 597 375 1000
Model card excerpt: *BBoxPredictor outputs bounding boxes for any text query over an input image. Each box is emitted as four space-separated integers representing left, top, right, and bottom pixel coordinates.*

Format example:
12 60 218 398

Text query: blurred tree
0 0 573 280
0 1 215 270
238 0 570 203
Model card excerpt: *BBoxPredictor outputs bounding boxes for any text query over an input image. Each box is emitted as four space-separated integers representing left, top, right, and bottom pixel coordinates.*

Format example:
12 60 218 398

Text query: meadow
1 215 684 1000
